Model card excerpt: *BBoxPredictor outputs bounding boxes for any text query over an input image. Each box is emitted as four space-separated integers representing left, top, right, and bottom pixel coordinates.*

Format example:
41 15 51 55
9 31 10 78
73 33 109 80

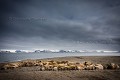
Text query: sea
0 52 120 63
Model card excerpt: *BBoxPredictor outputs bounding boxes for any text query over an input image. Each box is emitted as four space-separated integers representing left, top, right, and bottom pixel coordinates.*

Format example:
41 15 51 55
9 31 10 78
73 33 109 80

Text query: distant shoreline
0 52 120 63
1 56 120 63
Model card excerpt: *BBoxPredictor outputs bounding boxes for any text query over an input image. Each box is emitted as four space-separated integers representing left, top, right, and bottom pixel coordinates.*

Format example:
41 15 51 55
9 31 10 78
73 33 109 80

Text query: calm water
0 52 120 63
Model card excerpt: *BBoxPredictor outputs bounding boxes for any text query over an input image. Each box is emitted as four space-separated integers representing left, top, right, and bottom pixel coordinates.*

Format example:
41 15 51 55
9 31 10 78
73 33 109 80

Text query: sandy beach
0 56 120 80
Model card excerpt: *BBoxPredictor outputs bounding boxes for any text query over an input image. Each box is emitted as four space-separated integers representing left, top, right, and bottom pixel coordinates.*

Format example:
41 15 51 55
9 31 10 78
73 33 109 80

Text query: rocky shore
0 56 120 80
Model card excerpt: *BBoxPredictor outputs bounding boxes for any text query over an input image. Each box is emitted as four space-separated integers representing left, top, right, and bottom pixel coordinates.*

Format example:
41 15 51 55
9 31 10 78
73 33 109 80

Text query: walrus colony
0 60 119 71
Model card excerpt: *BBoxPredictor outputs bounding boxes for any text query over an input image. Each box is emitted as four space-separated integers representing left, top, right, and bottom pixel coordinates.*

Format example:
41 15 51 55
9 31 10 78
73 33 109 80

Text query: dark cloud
0 0 120 50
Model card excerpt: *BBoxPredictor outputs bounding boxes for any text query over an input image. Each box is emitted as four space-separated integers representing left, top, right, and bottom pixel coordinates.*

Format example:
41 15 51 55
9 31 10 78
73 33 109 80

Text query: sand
0 56 120 80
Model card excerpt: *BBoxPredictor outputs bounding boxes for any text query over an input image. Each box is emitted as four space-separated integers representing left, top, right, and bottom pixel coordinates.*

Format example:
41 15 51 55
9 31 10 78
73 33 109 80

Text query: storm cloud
0 0 120 50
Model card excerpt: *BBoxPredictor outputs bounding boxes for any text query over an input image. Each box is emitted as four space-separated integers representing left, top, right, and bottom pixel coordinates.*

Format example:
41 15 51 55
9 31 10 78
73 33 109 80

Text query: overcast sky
0 0 120 51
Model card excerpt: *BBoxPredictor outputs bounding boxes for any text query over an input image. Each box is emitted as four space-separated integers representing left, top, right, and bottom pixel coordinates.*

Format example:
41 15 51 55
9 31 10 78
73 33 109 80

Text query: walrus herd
0 60 119 71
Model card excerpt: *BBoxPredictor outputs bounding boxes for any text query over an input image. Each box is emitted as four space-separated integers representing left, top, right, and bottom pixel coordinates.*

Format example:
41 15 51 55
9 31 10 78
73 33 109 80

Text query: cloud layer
0 0 120 50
